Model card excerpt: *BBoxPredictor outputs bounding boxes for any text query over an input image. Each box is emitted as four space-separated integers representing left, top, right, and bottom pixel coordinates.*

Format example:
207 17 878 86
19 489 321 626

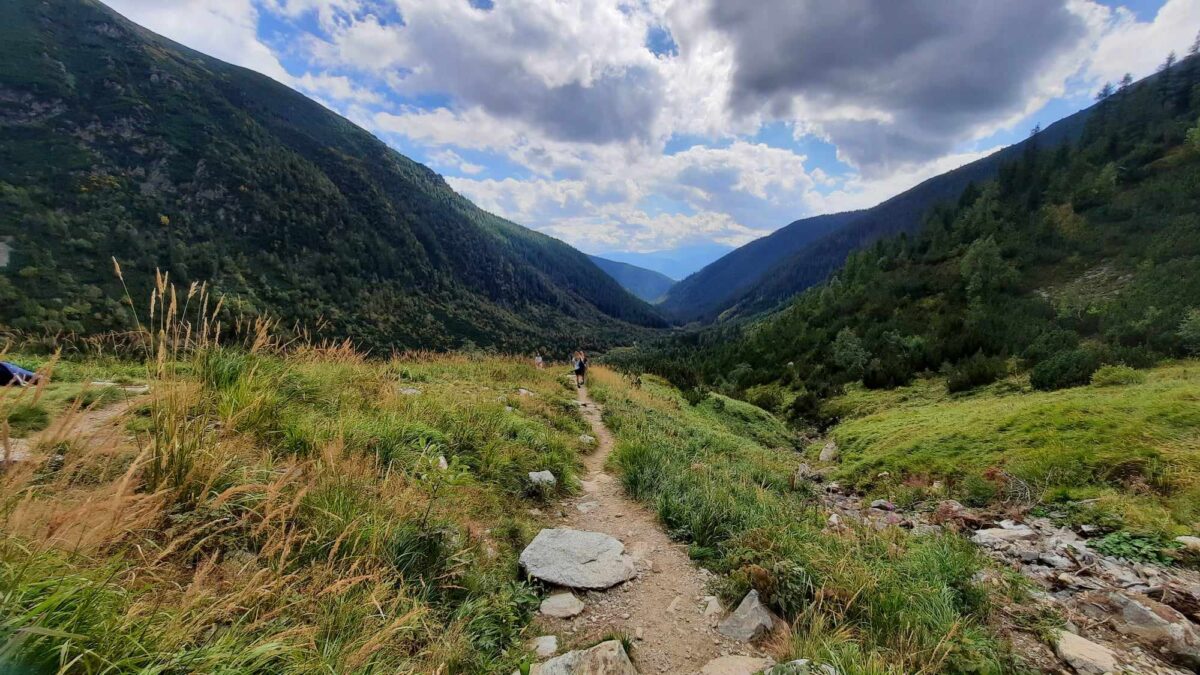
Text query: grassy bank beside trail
587 368 1016 675
823 361 1200 536
0 345 589 673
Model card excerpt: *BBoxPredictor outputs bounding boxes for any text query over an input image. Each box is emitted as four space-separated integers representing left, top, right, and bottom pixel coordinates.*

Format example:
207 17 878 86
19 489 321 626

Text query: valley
2 0 1200 673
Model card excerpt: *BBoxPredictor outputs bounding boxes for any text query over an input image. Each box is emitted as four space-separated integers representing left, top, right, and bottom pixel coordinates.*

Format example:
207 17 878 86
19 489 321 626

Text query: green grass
823 361 1200 535
588 369 1013 674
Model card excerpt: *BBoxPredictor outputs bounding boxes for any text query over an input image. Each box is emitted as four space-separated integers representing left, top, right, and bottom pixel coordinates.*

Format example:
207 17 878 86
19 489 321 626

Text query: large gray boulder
531 640 637 675
717 589 775 642
520 529 636 589
529 471 557 487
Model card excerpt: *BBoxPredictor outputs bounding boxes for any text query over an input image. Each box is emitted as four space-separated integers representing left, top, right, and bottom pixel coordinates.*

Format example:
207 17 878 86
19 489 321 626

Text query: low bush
1030 348 1100 391
4 401 49 437
1090 364 1145 386
945 352 1008 393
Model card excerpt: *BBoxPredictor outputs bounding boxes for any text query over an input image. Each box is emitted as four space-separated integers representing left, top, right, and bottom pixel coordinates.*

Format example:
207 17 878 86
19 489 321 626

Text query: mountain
660 106 1091 324
0 0 664 351
659 211 861 322
586 256 675 303
598 243 734 281
611 57 1200 420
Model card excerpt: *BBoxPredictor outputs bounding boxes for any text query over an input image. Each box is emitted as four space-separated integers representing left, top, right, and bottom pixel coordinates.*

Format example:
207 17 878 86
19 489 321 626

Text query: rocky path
3 387 145 464
528 387 773 674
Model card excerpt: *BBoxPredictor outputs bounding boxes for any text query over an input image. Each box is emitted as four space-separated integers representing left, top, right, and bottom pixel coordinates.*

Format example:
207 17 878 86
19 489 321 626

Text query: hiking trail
531 386 773 674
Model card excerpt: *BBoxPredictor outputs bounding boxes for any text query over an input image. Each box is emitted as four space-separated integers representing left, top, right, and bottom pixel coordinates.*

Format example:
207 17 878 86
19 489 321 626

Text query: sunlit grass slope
587 368 1015 675
0 345 589 673
823 361 1200 534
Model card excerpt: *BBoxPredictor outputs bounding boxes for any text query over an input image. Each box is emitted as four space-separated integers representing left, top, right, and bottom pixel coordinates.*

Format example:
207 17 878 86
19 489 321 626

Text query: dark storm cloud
708 0 1091 172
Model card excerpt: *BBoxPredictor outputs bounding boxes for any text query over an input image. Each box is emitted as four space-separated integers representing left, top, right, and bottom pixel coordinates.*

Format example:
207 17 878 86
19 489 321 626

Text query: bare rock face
1078 591 1200 669
698 655 775 674
717 589 775 642
531 640 637 675
1053 631 1120 675
540 592 586 618
520 529 636 589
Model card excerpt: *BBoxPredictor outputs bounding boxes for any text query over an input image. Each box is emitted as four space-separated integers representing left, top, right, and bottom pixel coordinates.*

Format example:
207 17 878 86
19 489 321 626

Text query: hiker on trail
571 351 588 388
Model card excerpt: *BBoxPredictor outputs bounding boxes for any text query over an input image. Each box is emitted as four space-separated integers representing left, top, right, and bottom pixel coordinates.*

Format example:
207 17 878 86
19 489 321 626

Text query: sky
102 0 1199 266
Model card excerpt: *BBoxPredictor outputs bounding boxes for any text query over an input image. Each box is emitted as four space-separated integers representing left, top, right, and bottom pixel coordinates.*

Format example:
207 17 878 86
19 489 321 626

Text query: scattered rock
530 635 559 658
529 471 557 487
717 589 775 642
540 592 585 618
869 499 895 511
1176 536 1200 554
579 434 596 445
576 501 599 514
818 440 838 462
531 640 636 675
1053 630 1120 675
699 655 775 674
520 529 636 589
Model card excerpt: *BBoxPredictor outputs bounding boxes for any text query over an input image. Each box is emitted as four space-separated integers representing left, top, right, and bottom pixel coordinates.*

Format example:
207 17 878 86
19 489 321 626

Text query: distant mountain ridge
0 0 664 350
661 106 1091 324
599 243 734 281
587 256 675 303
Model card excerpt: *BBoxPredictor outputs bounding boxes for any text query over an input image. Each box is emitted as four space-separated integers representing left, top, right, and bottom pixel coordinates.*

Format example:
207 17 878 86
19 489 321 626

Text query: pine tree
1119 73 1134 93
1096 82 1115 101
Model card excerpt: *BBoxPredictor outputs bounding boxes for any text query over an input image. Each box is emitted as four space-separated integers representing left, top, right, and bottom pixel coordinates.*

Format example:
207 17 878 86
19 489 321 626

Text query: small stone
530 635 558 658
971 526 1038 548
1176 535 1200 553
531 640 635 675
540 592 585 618
668 596 683 613
399 387 421 395
717 589 775 642
579 434 596 445
1053 630 1120 675
911 524 943 537
869 499 895 511
576 501 599 514
703 596 722 618
528 470 557 487
635 627 644 640
818 440 838 462
437 455 449 470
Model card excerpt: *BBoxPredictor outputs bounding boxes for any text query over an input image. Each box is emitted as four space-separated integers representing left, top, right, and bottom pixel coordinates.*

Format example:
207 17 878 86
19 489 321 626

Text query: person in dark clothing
571 351 588 388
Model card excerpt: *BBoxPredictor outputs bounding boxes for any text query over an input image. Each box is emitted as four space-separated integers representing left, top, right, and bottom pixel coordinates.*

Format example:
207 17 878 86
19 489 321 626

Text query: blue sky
104 0 1198 270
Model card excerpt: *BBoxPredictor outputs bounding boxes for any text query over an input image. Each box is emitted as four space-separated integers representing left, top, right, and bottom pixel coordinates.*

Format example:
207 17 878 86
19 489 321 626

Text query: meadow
0 330 592 672
823 362 1200 536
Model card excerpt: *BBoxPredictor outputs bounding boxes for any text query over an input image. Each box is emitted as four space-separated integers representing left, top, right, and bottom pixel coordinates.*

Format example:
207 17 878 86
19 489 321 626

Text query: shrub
1030 349 1100 391
945 352 1007 393
1091 531 1180 565
5 402 49 437
1090 364 1145 387
1180 308 1200 356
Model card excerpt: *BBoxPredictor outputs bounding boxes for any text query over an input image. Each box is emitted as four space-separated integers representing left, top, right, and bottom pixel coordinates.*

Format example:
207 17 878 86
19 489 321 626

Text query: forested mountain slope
659 211 860 322
0 0 664 351
661 103 1091 324
611 55 1200 422
586 255 675 303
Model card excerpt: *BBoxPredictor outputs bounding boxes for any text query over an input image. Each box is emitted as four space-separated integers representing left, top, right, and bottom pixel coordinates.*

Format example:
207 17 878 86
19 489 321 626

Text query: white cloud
1087 0 1200 84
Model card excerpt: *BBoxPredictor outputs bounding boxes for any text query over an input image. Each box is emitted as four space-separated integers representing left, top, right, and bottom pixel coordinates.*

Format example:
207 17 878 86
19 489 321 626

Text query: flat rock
971 527 1037 547
1079 591 1200 669
540 592 586 618
699 655 775 674
530 635 559 658
520 529 636 589
1054 631 1120 675
718 589 775 642
529 471 557 487
532 640 636 675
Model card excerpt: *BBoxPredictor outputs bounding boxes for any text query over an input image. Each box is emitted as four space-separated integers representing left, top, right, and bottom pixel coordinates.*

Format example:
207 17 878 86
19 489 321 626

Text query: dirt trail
4 391 144 463
535 386 769 674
